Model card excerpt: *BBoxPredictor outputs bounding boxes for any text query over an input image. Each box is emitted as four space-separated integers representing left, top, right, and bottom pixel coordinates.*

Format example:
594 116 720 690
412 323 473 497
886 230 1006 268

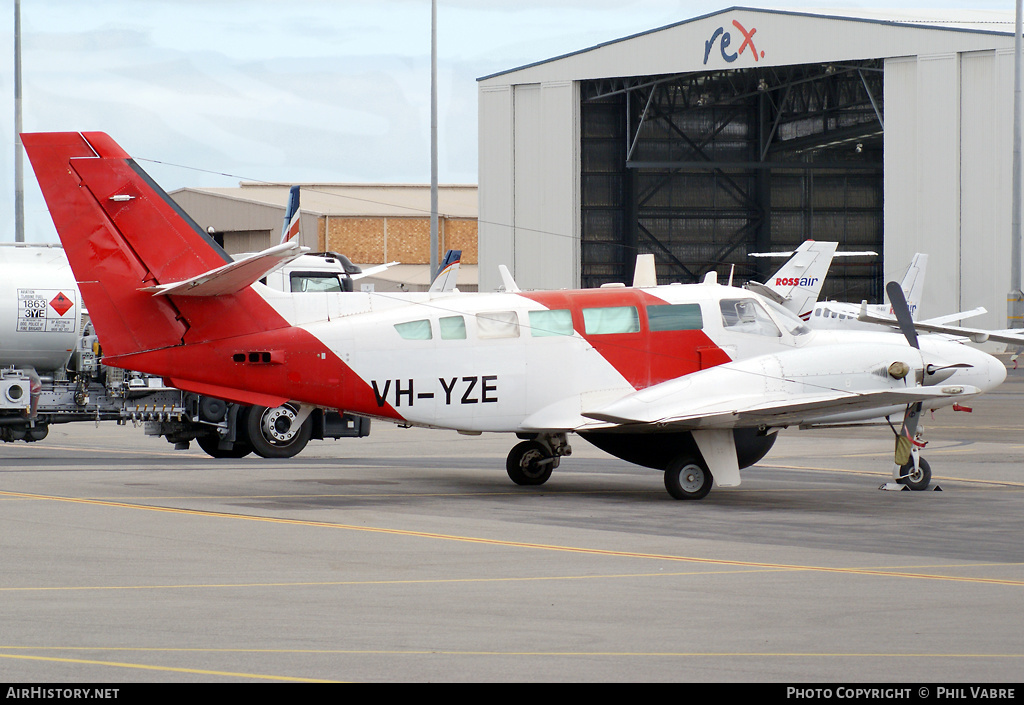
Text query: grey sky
1 0 1012 241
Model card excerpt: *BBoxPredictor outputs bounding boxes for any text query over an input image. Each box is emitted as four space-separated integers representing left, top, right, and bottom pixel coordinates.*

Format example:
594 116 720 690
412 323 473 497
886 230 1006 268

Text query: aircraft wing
351 261 400 280
857 304 1024 346
141 242 308 297
583 383 980 429
920 307 987 326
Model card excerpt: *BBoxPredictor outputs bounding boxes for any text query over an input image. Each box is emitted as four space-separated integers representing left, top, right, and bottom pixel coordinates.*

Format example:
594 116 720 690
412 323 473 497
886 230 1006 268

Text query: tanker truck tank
0 244 82 372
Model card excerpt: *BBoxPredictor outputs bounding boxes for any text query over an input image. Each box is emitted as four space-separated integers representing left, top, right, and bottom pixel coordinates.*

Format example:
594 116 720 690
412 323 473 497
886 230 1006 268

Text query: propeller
886 281 919 349
886 281 923 473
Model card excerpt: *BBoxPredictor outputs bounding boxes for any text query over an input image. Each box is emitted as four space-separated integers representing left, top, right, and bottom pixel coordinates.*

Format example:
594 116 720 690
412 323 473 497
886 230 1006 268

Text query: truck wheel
196 433 253 459
246 403 312 459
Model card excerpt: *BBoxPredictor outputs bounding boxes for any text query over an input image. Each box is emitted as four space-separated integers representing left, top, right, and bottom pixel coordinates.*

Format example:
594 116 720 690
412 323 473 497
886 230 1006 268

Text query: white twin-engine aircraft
23 132 1007 499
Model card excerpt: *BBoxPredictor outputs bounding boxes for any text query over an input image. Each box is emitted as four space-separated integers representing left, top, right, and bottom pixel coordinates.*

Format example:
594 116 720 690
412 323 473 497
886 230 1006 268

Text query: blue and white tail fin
895 253 927 321
280 185 301 244
429 249 461 292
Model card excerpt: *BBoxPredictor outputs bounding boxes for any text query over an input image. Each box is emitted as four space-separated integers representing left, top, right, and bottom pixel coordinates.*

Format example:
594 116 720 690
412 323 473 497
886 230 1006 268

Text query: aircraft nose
944 344 1007 393
981 349 1008 391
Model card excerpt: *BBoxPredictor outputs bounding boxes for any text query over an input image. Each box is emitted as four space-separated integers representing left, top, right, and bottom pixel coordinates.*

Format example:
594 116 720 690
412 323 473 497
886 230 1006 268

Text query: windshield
761 297 812 337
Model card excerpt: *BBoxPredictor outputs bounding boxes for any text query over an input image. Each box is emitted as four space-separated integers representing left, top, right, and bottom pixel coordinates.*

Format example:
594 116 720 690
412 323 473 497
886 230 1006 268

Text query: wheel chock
878 482 943 492
879 482 909 491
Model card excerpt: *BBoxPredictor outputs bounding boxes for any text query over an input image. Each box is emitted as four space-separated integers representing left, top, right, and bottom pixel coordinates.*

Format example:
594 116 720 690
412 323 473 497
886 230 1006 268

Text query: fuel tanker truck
0 243 369 457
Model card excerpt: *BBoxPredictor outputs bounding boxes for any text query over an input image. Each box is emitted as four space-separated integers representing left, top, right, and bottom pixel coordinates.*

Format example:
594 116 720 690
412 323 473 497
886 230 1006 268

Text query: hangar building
171 183 479 291
477 7 1019 328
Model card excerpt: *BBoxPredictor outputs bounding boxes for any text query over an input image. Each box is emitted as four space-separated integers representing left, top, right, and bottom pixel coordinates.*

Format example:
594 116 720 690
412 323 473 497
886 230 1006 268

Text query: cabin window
439 315 467 340
814 309 822 317
582 306 640 335
719 299 781 337
290 272 344 293
394 319 432 340
476 311 520 339
528 309 574 337
647 304 703 331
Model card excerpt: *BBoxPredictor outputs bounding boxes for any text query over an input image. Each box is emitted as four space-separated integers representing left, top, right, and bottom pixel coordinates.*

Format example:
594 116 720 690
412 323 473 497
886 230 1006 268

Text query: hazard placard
17 289 77 333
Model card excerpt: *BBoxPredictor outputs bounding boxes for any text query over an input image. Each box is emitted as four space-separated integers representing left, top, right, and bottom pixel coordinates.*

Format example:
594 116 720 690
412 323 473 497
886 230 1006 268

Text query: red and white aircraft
22 132 1007 499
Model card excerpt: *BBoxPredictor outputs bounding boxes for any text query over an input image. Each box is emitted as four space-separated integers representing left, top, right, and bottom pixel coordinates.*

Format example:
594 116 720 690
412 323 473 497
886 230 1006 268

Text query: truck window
290 272 344 293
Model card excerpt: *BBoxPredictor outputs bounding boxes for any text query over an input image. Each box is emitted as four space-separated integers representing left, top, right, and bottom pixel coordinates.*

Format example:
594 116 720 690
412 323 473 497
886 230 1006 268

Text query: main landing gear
663 456 714 500
506 433 572 486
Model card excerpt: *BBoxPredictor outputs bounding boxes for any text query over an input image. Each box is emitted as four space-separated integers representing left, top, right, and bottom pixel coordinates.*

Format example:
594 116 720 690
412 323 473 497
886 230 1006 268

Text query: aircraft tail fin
429 249 462 292
280 185 301 244
21 132 285 363
753 240 837 320
897 253 928 321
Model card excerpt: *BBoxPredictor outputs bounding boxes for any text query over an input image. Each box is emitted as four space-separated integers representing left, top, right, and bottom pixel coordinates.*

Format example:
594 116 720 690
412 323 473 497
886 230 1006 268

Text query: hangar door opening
580 59 884 303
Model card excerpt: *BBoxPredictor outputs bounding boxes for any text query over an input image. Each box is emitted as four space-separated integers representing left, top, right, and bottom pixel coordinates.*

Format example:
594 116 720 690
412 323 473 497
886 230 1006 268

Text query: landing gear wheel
506 440 554 486
246 403 313 459
898 457 931 491
664 457 713 500
196 433 253 459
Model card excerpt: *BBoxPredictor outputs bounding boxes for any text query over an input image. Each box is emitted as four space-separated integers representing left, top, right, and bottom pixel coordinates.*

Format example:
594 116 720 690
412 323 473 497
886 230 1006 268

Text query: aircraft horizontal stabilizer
351 261 400 281
857 303 1024 346
141 242 308 297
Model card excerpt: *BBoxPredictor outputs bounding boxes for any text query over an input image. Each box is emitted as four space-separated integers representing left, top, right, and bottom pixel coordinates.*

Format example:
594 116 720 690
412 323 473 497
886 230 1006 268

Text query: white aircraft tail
895 253 928 321
748 241 837 320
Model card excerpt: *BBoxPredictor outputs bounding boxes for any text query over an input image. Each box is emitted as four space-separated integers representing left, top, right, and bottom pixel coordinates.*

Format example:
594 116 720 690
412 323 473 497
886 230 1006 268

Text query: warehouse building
477 7 1019 327
171 183 479 291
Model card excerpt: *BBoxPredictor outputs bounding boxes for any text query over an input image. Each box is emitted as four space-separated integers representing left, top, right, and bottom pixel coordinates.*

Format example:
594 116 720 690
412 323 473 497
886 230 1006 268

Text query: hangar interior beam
581 59 885 302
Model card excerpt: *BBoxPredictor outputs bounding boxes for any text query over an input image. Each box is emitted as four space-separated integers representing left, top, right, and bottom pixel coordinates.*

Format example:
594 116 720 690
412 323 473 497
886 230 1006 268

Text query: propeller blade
886 281 919 350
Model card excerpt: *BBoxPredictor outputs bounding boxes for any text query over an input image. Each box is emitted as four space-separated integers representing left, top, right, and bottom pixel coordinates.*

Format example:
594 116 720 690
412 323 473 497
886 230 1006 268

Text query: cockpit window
719 298 782 337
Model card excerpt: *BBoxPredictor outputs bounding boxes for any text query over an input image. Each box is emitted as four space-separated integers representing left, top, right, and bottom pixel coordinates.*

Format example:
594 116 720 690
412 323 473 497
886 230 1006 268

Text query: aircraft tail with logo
19 131 341 410
280 185 301 244
429 249 461 292
745 240 837 320
892 253 927 321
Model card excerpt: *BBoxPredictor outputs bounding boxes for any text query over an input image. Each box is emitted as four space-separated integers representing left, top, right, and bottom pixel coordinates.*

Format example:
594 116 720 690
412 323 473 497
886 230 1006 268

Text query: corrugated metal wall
885 50 1014 327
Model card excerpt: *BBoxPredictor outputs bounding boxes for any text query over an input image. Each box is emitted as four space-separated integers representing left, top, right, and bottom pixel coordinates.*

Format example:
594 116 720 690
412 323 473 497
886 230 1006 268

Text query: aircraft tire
506 440 554 486
664 457 713 500
246 404 312 459
196 432 253 459
897 457 931 491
